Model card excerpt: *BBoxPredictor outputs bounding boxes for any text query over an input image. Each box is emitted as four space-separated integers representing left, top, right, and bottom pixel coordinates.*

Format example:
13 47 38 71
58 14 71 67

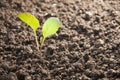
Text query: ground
0 0 120 80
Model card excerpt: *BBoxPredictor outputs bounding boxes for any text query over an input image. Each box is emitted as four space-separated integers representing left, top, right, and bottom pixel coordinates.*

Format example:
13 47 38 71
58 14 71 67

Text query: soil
0 0 120 80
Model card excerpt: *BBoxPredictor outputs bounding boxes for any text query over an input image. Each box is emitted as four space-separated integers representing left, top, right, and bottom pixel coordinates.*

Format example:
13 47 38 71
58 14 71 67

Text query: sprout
18 12 60 52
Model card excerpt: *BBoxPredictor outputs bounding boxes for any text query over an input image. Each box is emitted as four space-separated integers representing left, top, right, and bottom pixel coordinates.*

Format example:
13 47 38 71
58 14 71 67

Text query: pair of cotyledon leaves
18 13 60 42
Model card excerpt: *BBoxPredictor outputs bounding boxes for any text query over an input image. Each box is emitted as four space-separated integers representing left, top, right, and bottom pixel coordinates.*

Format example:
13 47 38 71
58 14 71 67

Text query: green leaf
18 12 40 32
42 17 60 38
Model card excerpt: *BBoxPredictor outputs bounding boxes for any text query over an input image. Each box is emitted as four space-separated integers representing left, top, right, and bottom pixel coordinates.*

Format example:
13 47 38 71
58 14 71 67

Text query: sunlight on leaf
18 12 40 32
42 17 60 38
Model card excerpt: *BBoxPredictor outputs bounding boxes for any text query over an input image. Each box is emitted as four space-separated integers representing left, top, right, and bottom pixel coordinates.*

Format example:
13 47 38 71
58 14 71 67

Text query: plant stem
34 31 40 52
40 36 45 46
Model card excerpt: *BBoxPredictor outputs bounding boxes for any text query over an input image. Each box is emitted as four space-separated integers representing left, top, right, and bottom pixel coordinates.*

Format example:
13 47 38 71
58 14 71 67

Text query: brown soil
0 0 120 80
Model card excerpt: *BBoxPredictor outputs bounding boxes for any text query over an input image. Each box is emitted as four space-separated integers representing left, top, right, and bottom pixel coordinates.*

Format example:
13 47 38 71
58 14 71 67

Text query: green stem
34 31 40 51
40 36 45 46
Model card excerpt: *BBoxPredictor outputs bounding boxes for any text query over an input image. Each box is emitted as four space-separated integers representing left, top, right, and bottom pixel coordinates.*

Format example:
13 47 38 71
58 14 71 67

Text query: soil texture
0 0 120 80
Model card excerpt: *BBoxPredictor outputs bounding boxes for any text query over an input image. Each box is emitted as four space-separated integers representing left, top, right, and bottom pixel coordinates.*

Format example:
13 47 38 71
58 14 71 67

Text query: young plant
18 12 60 52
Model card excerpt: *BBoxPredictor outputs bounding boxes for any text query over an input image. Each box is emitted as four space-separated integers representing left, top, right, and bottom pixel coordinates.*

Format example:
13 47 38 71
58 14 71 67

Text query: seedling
18 12 60 52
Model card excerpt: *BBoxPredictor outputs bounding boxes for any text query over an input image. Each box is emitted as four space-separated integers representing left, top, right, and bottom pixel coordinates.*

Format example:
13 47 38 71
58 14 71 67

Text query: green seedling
18 12 60 52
